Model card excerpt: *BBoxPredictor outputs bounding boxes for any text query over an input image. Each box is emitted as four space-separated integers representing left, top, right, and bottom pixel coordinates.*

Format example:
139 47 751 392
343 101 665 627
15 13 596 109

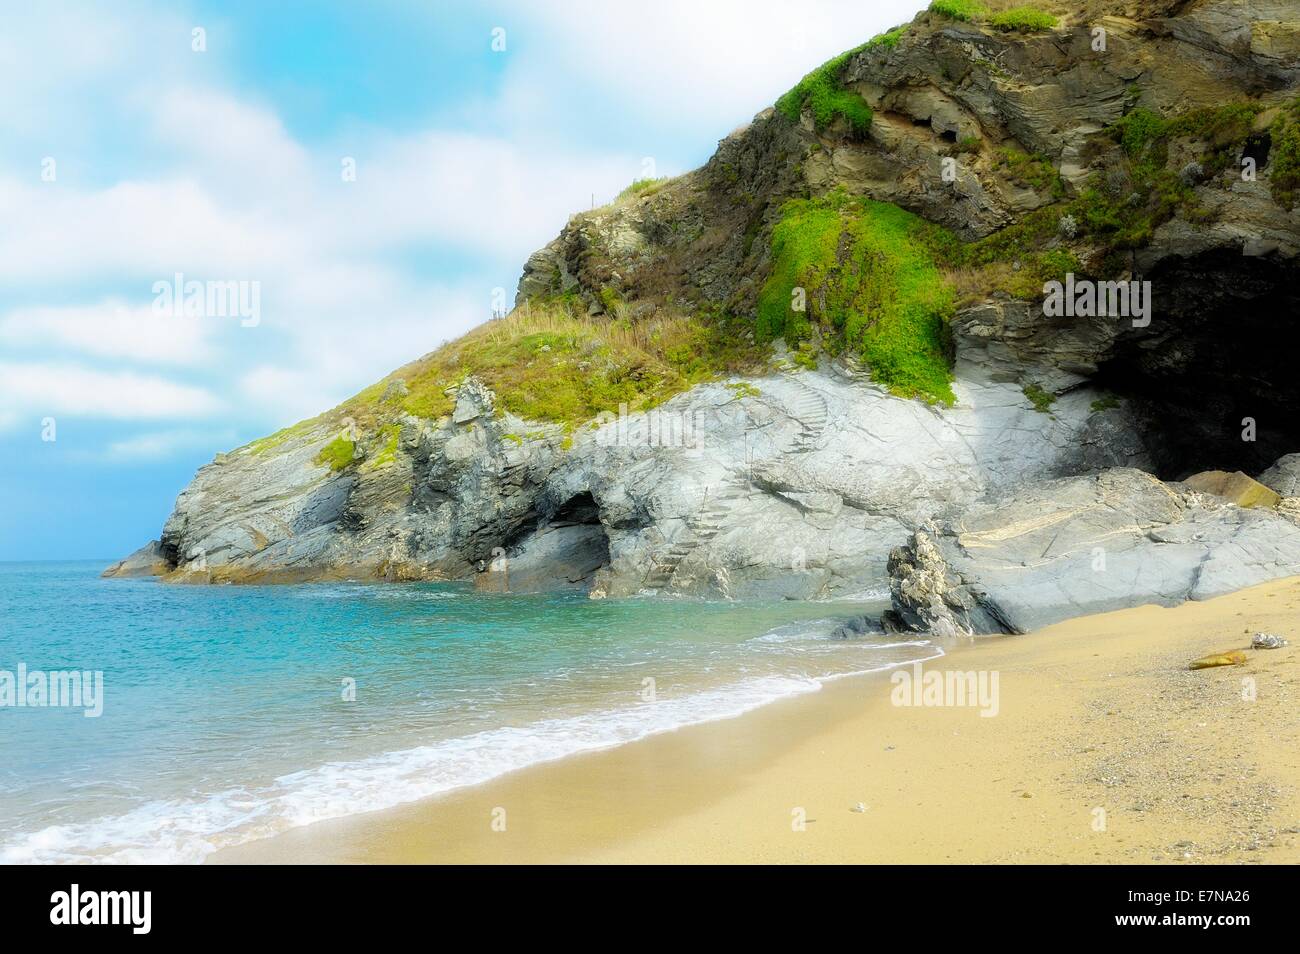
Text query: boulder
1178 470 1280 509
1258 453 1300 497
101 540 169 578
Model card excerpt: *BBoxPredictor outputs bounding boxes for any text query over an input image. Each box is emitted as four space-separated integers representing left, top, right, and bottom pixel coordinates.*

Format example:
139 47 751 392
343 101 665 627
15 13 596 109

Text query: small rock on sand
1251 633 1289 649
1188 650 1248 670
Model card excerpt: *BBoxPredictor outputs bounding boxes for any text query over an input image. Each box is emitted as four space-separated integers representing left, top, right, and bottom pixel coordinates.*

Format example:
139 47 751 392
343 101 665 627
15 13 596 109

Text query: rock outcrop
884 468 1300 634
108 0 1300 638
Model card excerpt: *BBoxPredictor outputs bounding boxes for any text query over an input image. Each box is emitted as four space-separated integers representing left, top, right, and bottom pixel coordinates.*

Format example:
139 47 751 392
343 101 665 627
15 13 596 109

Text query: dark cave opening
1242 133 1271 170
1091 250 1300 480
550 491 604 529
488 491 610 592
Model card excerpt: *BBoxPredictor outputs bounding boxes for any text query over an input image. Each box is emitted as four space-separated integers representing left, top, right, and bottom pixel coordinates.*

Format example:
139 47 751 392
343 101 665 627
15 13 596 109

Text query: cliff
108 0 1300 631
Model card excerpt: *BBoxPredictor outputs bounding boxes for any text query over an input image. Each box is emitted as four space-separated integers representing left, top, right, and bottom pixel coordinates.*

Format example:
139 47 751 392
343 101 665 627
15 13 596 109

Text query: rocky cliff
108 0 1300 633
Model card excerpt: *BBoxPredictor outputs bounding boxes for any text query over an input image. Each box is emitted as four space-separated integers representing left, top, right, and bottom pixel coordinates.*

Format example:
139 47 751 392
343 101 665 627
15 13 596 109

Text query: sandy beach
213 577 1300 865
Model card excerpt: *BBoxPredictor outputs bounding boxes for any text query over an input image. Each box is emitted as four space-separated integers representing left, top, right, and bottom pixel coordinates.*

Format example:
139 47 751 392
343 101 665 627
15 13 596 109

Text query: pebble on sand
1188 650 1248 670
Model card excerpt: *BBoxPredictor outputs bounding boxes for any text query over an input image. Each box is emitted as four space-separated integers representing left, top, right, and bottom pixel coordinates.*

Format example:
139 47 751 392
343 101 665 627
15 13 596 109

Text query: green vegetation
336 300 768 437
952 135 983 155
791 342 819 371
1270 97 1300 209
1022 383 1056 414
948 100 1266 292
362 424 401 470
598 285 623 314
775 45 874 137
726 381 762 399
988 7 1058 32
994 147 1064 196
1090 394 1121 413
618 177 668 200
866 25 908 49
756 192 957 404
928 0 986 22
929 1 1055 32
239 417 318 456
769 97 1268 367
1081 102 1263 256
316 435 356 471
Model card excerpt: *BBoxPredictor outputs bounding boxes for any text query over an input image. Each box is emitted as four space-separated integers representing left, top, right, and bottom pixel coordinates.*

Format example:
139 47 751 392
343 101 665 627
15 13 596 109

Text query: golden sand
212 577 1300 864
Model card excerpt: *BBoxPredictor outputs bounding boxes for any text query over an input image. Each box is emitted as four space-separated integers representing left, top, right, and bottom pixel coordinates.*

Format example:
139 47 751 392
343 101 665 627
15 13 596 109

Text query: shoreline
212 577 1300 864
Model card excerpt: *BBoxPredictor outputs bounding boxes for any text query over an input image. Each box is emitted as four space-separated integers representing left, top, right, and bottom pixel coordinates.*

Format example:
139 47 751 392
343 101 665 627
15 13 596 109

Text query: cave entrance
551 491 604 528
485 491 611 593
1091 250 1300 479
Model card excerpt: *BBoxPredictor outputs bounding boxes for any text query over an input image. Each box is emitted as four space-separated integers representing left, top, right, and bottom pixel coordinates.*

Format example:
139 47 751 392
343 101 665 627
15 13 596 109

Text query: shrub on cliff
756 193 957 405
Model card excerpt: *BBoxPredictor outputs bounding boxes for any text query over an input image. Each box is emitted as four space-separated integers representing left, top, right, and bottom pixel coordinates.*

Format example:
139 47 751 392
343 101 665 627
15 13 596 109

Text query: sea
0 560 938 863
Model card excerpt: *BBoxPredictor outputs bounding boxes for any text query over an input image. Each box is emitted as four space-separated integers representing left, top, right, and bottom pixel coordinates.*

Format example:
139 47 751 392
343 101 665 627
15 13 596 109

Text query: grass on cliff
1270 96 1300 209
775 41 876 137
988 7 1058 31
928 0 986 22
756 192 957 405
618 177 669 200
315 435 355 471
338 301 768 436
929 2 1057 32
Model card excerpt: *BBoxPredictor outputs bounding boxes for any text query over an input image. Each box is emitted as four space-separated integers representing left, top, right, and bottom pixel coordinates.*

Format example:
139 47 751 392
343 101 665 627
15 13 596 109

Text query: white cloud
237 365 349 429
104 427 237 461
0 362 220 420
0 301 214 365
0 176 300 284
145 86 314 200
498 0 929 135
328 130 639 260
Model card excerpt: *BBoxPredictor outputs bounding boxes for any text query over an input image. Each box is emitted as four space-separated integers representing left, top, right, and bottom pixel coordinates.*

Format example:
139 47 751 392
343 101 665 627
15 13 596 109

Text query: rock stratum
108 0 1300 635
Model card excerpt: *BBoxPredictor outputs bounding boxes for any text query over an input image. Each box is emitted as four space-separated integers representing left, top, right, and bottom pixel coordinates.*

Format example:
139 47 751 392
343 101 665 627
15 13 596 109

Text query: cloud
0 301 215 365
0 362 220 421
236 365 352 429
104 427 238 461
146 86 312 195
329 130 639 260
497 0 929 135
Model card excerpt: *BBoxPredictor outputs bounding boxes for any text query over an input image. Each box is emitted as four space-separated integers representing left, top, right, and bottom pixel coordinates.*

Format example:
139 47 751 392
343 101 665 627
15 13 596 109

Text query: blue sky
0 0 925 560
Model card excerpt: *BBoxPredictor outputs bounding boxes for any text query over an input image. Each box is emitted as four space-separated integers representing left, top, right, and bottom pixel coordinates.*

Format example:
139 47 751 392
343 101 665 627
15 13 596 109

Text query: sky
0 0 927 561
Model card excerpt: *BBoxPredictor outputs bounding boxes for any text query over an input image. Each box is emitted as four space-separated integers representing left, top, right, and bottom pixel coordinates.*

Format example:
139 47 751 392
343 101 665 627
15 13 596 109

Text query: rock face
124 360 1152 597
1258 453 1300 496
885 469 1300 634
101 540 169 579
108 0 1300 638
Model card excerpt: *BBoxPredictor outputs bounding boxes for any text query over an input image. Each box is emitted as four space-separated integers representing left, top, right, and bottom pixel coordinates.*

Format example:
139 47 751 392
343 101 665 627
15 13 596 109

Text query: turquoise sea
0 561 937 863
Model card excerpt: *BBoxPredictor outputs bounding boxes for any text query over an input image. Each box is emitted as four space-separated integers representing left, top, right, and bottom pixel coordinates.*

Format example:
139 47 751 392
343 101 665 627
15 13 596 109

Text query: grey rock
885 469 1300 635
829 615 883 640
1258 453 1300 497
1251 632 1289 649
101 540 168 579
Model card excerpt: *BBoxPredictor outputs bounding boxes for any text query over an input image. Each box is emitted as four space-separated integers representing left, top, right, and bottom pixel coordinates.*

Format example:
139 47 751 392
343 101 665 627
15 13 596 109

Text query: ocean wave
0 654 935 865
